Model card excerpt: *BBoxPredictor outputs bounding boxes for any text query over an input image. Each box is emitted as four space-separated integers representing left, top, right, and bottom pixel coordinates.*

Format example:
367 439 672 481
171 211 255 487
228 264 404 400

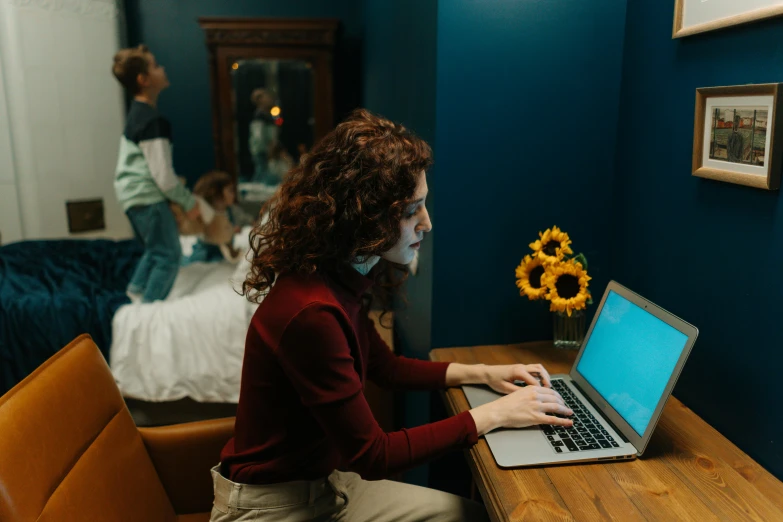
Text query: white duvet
110 229 258 403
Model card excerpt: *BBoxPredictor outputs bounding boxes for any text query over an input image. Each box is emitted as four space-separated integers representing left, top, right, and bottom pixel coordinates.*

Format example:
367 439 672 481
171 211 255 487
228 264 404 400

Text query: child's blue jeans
126 201 181 302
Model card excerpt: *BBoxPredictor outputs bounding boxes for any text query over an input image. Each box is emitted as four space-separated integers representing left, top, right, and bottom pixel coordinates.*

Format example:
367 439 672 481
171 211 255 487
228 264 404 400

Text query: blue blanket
0 239 143 395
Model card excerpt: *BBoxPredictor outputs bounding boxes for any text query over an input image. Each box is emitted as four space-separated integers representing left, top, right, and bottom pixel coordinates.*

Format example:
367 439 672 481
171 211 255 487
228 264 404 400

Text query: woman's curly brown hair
243 108 432 307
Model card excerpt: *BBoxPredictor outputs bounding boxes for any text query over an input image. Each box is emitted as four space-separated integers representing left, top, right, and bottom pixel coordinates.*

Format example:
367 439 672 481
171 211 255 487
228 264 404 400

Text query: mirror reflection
231 58 314 201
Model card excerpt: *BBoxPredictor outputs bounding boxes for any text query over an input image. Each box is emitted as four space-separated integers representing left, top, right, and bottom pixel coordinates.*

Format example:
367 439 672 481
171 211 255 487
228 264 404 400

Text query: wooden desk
430 342 783 522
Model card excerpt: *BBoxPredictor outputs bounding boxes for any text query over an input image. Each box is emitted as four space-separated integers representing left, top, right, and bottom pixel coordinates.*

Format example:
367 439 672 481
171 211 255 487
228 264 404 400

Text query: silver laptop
462 280 698 468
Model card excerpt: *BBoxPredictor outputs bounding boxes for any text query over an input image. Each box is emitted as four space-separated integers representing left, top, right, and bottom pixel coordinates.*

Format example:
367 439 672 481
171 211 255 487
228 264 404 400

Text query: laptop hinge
569 380 631 444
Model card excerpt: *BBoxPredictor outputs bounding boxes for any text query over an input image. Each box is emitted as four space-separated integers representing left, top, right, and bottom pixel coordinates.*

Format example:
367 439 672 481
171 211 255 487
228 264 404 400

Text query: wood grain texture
672 0 685 38
431 343 783 521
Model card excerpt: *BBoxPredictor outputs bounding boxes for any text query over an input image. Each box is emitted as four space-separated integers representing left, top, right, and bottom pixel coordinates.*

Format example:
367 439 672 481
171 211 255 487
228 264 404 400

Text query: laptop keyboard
542 380 620 454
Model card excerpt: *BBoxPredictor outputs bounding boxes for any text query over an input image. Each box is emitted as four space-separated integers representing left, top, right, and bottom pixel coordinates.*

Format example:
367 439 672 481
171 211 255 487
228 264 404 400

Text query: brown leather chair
0 334 234 521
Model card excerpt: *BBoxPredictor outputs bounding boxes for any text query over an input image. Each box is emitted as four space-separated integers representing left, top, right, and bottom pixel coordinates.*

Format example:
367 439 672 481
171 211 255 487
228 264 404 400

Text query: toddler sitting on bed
182 171 256 265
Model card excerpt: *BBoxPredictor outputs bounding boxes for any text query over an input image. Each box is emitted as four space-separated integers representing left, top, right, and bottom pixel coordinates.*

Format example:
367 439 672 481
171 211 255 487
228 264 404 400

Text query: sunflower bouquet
515 226 592 317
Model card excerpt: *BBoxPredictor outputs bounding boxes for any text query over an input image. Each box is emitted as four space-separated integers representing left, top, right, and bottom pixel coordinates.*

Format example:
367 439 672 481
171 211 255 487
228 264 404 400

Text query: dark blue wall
613 1 783 480
363 0 438 488
363 0 437 144
432 0 628 348
124 0 364 185
363 0 437 364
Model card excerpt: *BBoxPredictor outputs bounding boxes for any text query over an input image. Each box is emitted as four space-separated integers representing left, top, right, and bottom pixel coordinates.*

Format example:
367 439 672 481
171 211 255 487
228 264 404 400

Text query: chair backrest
0 335 177 522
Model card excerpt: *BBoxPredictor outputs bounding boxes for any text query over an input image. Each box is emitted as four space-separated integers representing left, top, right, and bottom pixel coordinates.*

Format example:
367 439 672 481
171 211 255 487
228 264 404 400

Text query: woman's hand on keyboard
470 386 573 435
484 363 552 394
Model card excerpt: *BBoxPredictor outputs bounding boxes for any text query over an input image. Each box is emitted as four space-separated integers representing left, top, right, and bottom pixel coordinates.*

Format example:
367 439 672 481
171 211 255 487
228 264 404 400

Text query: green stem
573 253 588 270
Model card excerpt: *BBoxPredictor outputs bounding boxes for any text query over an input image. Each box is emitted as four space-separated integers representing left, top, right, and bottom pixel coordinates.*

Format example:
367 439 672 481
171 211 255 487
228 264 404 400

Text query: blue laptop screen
575 290 688 436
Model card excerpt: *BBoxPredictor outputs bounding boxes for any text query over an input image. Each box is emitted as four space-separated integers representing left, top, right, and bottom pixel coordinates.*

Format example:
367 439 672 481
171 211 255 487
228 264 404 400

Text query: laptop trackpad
461 384 504 408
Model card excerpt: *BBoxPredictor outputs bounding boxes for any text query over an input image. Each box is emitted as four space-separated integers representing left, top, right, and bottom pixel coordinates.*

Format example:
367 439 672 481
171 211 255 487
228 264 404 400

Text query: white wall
0 0 132 242
0 43 23 245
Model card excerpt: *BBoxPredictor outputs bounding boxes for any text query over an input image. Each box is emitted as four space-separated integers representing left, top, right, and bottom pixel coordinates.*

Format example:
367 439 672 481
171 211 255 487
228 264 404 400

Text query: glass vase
552 310 586 350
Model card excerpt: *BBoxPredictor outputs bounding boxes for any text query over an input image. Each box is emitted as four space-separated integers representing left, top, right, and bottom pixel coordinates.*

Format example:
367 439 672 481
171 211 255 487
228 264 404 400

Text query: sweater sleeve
365 314 452 390
276 304 478 480
138 118 195 211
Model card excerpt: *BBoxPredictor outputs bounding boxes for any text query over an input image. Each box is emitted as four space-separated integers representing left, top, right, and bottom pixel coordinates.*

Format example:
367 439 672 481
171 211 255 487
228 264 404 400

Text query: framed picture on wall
692 84 783 190
674 0 783 38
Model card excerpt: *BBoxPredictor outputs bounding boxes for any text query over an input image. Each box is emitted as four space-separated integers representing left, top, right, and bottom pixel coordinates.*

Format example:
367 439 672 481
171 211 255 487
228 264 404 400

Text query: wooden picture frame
692 84 783 190
674 0 783 38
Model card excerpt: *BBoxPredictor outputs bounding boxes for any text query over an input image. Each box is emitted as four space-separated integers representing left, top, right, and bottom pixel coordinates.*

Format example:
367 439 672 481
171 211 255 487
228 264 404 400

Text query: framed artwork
674 0 783 38
692 84 783 190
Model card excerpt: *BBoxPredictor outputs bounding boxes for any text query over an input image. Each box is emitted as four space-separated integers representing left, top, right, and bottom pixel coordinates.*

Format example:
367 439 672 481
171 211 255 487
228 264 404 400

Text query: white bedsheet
110 229 258 403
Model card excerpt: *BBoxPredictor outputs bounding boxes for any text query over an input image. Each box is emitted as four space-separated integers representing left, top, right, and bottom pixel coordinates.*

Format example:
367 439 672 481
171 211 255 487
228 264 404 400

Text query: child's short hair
194 171 235 206
251 88 274 107
112 44 151 95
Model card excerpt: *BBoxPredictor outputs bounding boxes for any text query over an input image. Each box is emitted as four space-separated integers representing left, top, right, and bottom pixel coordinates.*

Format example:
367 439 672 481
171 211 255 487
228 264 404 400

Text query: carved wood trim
199 18 338 47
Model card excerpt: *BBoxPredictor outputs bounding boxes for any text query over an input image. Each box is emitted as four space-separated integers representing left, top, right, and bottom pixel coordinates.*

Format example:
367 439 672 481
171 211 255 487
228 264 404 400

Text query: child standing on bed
112 44 200 303
183 170 256 265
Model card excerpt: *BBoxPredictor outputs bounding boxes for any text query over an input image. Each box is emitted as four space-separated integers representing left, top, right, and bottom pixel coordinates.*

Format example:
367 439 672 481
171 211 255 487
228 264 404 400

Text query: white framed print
674 0 783 38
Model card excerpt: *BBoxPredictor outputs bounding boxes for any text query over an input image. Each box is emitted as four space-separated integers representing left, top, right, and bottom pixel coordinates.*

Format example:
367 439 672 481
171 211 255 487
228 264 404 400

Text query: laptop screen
575 290 689 436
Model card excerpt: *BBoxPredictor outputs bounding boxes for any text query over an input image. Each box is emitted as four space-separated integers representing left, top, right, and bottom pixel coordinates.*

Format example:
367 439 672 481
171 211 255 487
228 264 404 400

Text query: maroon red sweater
220 266 478 484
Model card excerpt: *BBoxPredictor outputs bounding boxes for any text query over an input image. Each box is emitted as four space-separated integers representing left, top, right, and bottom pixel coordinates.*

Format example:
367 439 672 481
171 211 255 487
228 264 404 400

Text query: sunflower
529 226 573 265
541 260 591 316
515 255 548 300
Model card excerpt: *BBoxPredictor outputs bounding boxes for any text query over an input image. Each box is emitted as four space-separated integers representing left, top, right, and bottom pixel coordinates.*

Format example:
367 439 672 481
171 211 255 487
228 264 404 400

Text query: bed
110 250 256 403
0 238 141 394
0 231 256 402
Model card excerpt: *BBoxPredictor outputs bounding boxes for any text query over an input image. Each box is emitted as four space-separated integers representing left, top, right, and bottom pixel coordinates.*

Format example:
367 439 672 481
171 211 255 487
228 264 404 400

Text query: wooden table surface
430 342 783 522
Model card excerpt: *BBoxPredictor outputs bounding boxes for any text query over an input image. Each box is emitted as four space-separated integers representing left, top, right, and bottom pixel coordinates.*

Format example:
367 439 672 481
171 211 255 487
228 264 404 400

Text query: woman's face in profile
382 171 432 266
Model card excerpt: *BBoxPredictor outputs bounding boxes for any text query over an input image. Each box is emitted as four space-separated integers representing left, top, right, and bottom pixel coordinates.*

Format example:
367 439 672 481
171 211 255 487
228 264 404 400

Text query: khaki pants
210 465 490 522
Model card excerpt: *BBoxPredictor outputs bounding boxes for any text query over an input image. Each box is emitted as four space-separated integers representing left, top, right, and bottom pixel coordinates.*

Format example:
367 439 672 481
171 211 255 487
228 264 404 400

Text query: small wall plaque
66 199 106 233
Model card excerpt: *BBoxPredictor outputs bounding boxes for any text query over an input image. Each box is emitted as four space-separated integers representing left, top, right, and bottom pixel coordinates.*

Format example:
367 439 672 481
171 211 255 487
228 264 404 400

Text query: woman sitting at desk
211 109 574 522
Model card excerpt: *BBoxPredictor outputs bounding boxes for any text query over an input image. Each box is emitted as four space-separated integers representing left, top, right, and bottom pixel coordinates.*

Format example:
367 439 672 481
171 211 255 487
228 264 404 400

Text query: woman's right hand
469 386 573 436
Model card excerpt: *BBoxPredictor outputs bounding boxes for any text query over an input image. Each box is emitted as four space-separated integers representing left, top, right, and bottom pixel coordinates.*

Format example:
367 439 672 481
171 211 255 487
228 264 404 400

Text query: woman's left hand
484 364 552 395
